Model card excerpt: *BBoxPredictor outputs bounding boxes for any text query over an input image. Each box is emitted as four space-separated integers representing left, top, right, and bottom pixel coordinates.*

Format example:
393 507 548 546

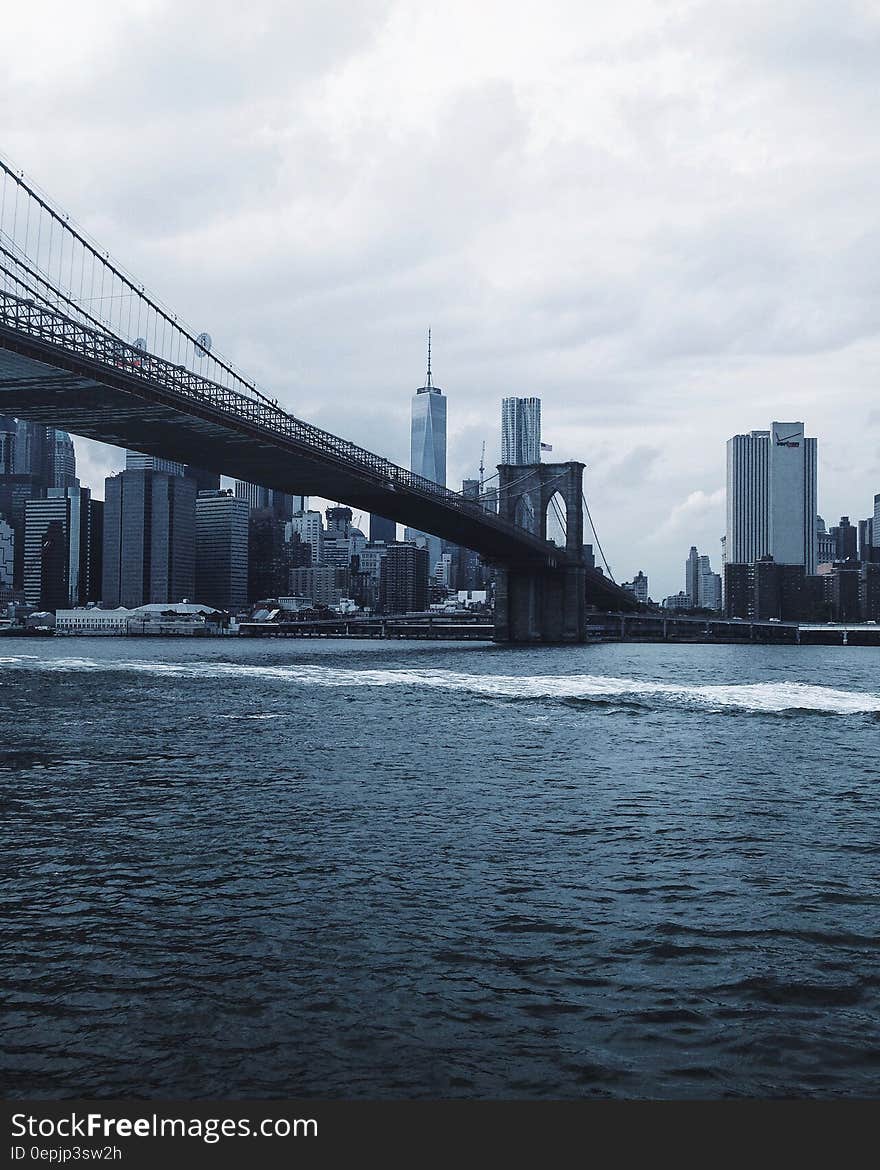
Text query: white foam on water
3 654 879 714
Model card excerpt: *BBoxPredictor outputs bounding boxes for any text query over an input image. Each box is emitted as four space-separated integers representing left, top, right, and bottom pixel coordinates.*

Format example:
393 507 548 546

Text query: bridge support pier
493 460 588 644
494 563 587 643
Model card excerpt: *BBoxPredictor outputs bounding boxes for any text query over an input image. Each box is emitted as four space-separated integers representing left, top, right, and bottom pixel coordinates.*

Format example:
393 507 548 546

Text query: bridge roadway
0 291 630 610
236 610 880 645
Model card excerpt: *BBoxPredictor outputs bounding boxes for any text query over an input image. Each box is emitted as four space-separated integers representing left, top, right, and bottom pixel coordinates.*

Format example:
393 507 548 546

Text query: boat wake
2 655 879 715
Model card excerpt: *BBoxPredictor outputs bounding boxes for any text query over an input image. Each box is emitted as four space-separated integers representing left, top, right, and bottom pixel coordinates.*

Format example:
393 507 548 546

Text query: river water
2 638 879 1098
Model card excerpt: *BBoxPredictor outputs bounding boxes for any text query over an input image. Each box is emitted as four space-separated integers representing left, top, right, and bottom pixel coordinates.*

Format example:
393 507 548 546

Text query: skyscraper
685 546 700 606
726 422 817 572
379 544 429 614
0 417 16 474
770 422 817 571
858 518 873 563
286 510 324 564
684 546 722 610
103 470 196 607
369 514 396 544
13 420 50 479
1 421 55 590
621 571 649 605
50 431 77 489
195 490 249 611
726 430 770 565
23 486 96 608
248 507 293 603
410 331 446 486
184 466 222 494
126 450 186 477
501 397 542 465
409 331 446 575
830 516 857 562
235 481 306 519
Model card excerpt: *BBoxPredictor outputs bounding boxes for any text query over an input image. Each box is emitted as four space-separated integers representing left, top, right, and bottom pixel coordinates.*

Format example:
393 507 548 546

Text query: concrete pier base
494 562 587 643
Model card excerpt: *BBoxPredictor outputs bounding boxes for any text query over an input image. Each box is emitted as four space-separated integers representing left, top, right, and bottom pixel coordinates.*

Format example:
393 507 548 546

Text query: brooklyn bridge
0 158 634 641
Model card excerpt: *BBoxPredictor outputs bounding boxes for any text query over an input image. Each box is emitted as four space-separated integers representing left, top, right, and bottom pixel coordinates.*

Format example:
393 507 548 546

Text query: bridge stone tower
494 461 587 643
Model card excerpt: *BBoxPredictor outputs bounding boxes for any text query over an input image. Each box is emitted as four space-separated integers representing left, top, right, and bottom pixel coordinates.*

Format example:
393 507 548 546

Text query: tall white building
726 422 817 573
410 332 446 487
685 546 700 605
501 397 541 465
684 545 721 609
409 331 446 575
285 510 324 565
622 570 649 604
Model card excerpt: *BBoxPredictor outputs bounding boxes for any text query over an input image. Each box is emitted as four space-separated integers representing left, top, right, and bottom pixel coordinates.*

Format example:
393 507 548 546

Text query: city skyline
4 2 878 602
4 403 878 610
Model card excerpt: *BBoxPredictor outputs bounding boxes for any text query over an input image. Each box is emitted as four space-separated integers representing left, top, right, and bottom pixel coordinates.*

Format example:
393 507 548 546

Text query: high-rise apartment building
726 423 817 572
622 571 649 605
103 470 196 607
288 565 348 608
352 541 391 610
195 490 249 611
501 397 541 465
322 506 364 573
379 544 429 614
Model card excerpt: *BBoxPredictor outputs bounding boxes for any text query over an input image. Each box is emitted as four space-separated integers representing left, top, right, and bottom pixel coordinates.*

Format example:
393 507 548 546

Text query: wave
2 654 879 714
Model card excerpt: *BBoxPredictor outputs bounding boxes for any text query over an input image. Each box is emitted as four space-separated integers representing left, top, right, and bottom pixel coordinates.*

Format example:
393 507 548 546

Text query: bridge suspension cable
582 488 616 582
0 154 266 403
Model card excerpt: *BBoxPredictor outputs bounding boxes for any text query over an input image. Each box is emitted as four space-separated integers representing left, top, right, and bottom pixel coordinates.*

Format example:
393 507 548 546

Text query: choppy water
2 638 879 1099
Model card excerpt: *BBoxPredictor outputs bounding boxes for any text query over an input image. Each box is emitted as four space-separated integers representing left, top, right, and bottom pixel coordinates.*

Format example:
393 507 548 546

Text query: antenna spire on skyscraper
425 328 433 389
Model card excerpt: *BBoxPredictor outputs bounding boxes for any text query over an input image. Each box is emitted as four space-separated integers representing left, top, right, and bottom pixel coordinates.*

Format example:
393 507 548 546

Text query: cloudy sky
3 0 879 597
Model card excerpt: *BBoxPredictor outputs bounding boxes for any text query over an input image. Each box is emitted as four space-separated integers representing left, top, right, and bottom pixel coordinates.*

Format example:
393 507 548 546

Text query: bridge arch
498 461 584 558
